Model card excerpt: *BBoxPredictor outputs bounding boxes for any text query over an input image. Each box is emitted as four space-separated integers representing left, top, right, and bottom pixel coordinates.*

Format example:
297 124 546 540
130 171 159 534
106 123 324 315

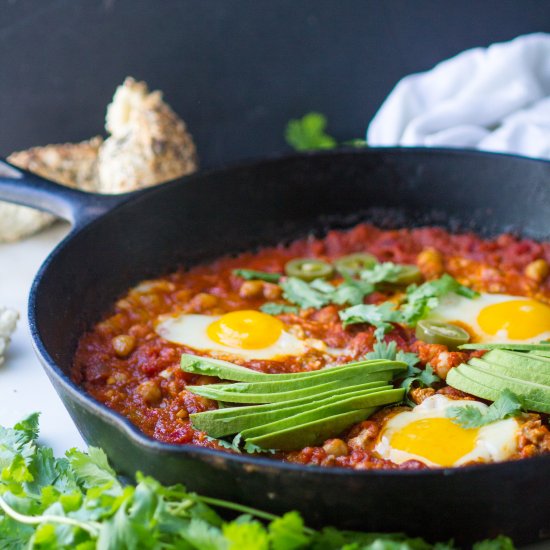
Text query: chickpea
239 280 263 299
525 259 549 283
136 380 162 405
263 283 282 300
112 334 136 357
176 408 189 419
417 247 444 279
323 439 349 457
189 293 218 312
107 372 128 385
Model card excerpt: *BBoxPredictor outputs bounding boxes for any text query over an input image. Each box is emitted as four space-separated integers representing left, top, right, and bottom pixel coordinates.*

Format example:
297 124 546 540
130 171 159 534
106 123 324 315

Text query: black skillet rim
27 146 550 478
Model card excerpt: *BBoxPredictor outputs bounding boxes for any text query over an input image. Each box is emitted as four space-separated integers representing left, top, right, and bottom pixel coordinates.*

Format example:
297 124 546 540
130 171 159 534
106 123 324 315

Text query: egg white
155 313 309 360
426 292 550 344
375 395 519 467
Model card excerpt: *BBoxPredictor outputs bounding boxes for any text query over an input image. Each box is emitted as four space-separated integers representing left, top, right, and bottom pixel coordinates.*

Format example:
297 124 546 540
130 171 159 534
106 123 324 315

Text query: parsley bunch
0 415 515 549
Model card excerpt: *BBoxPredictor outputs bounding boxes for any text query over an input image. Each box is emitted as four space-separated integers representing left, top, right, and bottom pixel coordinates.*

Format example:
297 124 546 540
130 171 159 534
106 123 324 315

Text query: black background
1 0 549 168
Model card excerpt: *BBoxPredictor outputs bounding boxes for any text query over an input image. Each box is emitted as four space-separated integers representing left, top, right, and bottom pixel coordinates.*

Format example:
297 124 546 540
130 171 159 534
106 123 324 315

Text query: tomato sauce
72 224 550 468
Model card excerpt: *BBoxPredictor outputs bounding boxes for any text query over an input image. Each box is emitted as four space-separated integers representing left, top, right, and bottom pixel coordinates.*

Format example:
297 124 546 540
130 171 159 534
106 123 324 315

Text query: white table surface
0 221 84 454
0 222 548 549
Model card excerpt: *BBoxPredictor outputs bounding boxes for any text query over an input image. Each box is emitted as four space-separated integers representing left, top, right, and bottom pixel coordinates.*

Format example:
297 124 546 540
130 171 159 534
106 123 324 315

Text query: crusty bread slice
1 77 198 242
98 77 197 193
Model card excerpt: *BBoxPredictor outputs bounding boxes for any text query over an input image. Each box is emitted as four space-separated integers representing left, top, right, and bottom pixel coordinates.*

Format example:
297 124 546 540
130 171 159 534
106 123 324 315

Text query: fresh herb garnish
448 389 524 429
285 112 337 151
284 112 368 152
339 274 479 335
360 262 415 285
260 303 300 315
280 277 331 309
365 340 420 371
400 274 479 325
1 415 510 549
339 302 402 340
233 269 282 283
400 364 442 406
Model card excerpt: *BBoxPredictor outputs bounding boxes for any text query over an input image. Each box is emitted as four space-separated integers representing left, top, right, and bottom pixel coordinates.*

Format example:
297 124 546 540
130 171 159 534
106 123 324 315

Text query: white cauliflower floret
0 307 19 366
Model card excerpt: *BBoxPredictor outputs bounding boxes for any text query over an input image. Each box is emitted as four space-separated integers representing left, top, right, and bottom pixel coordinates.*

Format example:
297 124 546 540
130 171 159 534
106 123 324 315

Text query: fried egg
375 395 519 467
426 292 550 343
156 309 309 360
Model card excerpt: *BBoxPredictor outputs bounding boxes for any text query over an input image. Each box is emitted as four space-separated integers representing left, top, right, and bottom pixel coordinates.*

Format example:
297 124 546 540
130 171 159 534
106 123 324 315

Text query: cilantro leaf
285 113 337 151
360 263 414 285
13 413 40 442
366 340 420 373
472 535 516 550
260 303 299 315
223 518 269 549
339 302 402 339
400 274 478 326
366 340 398 361
268 511 309 550
448 389 523 429
280 277 330 309
400 364 441 406
66 447 117 488
331 274 374 306
233 269 281 283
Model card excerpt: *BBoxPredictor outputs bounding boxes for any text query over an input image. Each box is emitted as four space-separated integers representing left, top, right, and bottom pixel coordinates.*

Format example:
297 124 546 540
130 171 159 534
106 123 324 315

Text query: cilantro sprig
363 340 438 406
339 273 479 334
284 112 367 151
448 389 524 429
0 415 513 549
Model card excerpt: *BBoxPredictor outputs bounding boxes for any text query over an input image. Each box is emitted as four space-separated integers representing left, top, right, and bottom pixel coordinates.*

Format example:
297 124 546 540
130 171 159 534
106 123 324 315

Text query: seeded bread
98 77 197 193
0 77 198 242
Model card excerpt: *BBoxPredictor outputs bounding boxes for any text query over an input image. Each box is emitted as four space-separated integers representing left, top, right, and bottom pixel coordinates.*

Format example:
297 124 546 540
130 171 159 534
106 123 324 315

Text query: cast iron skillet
1 149 549 546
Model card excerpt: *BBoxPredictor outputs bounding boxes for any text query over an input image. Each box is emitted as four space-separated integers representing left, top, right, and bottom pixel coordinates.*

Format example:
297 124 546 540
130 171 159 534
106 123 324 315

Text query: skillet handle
0 158 131 227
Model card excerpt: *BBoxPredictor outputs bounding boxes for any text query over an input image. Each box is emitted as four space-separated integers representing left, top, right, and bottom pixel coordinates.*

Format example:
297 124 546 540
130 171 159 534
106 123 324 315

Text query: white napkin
367 33 550 159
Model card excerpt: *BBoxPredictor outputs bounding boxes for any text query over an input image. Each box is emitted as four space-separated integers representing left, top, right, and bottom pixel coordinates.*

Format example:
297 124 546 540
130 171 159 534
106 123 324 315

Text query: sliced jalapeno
284 258 334 282
334 253 378 276
391 265 422 285
415 320 470 350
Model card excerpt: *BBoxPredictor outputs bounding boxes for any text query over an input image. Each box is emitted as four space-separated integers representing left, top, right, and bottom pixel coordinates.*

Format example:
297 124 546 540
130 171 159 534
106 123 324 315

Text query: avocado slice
246 408 375 451
459 343 550 351
447 365 550 414
529 350 550 360
240 388 404 440
189 381 392 437
192 383 393 437
188 369 393 403
483 350 550 375
188 360 405 397
181 354 392 382
468 356 550 386
450 363 550 413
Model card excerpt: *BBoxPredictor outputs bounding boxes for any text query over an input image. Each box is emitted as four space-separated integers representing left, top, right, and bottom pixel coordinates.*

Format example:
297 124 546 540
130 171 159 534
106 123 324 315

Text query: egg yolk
477 299 550 340
389 417 479 467
207 310 284 350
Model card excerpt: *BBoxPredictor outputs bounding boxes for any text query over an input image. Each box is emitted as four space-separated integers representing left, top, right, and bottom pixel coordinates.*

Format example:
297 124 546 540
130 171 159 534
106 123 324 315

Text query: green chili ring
284 258 334 282
391 265 423 285
334 253 378 275
415 320 470 349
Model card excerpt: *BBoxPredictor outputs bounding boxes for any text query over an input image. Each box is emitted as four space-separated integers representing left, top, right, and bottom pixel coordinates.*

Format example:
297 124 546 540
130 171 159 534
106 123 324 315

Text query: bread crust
98 77 197 193
1 77 198 242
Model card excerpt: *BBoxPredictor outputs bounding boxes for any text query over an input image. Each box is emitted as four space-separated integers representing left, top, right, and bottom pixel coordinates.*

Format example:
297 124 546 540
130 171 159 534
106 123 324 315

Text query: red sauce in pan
72 224 550 469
